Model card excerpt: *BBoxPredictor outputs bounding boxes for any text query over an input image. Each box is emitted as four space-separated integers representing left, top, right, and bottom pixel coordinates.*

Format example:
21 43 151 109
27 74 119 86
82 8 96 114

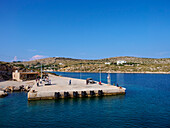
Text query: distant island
1 56 169 81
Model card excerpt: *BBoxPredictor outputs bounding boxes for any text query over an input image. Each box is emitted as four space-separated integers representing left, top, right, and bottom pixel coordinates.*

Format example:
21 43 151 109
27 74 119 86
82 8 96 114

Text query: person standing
117 83 119 87
69 80 71 85
86 79 88 85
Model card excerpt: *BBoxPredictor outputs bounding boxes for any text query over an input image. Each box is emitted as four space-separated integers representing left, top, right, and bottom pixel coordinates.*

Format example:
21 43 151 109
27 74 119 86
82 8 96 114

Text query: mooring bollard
55 92 60 98
73 91 78 97
90 90 95 96
98 90 103 96
81 91 87 97
64 92 69 98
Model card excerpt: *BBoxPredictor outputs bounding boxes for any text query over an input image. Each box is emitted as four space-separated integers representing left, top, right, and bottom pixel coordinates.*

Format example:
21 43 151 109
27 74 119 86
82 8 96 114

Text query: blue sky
0 0 170 61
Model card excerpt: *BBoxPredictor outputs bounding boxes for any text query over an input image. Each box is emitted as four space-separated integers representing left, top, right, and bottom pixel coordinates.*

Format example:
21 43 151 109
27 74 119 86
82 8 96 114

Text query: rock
0 87 3 91
0 90 8 98
13 86 21 91
19 85 24 89
25 85 29 90
25 85 31 91
19 85 26 91
5 86 15 92
25 85 33 92
9 86 15 92
4 87 10 92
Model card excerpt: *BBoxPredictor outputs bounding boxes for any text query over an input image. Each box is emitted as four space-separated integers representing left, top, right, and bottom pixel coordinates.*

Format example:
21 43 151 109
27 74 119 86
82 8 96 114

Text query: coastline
52 71 170 74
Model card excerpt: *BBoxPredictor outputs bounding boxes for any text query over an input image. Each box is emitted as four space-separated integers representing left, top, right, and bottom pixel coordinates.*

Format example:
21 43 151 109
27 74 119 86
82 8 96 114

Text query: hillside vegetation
0 62 15 81
12 56 170 73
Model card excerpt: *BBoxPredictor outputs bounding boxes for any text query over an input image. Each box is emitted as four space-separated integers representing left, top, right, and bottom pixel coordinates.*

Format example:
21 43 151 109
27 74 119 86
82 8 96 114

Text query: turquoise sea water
0 72 170 128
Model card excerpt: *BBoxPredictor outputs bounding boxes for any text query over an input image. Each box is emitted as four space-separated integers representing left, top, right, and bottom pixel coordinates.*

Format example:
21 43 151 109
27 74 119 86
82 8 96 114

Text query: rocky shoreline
0 80 35 98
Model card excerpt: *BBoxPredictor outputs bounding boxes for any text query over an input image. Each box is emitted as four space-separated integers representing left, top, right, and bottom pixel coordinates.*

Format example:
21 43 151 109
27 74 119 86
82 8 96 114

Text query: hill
0 62 15 81
11 56 170 73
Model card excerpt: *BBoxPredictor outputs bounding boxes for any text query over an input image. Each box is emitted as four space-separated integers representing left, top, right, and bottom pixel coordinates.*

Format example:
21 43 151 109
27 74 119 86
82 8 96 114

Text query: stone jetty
28 74 126 100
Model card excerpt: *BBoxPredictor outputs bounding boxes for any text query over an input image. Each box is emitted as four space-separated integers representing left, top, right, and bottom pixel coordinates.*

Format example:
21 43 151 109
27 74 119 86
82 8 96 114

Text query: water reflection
116 73 125 85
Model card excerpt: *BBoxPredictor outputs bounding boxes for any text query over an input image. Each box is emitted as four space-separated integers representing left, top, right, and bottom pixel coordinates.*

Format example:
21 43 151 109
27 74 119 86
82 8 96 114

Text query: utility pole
80 64 81 79
99 65 101 82
107 71 111 85
41 63 42 81
80 64 83 79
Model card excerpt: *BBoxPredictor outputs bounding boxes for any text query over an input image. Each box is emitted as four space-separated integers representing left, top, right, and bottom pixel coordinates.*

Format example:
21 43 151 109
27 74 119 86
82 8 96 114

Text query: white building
105 62 111 65
117 60 126 65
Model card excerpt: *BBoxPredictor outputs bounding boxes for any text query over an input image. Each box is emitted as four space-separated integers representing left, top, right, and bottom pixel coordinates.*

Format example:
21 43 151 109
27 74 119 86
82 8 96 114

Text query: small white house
117 60 126 65
59 63 63 65
105 62 111 65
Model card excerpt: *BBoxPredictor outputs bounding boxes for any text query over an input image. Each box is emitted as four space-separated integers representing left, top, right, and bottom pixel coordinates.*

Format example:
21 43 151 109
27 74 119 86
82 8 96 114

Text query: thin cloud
12 56 17 62
30 55 46 60
158 51 170 56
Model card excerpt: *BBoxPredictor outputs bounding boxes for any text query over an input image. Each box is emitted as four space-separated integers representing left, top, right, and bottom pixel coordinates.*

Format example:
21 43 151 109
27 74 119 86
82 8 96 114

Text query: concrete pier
28 74 126 100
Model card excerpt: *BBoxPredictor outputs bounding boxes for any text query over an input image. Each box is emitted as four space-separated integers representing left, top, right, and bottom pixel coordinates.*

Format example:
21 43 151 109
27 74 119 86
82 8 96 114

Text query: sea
0 72 170 128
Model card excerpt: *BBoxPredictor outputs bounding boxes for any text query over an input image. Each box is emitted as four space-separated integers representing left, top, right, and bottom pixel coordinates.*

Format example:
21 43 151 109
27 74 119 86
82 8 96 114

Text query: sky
0 0 170 62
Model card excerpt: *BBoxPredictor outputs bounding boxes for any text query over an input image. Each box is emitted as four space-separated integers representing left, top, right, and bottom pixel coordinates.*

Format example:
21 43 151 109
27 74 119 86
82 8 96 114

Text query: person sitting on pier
99 81 102 85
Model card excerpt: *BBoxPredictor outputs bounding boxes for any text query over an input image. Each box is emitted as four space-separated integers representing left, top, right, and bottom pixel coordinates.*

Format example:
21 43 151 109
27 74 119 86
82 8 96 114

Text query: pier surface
0 80 34 89
28 74 126 100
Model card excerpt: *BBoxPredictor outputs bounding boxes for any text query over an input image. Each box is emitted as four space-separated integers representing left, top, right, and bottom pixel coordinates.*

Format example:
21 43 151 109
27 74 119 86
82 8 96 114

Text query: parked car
87 78 95 84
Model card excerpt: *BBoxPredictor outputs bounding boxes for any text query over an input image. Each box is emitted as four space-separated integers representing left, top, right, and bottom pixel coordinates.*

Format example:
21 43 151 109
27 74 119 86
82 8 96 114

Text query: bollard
73 91 78 97
81 91 87 97
55 92 60 99
64 92 69 98
98 90 103 96
90 90 95 96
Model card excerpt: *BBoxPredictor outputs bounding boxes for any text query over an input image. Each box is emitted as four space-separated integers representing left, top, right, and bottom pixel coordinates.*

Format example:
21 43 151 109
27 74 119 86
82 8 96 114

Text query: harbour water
0 72 170 128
